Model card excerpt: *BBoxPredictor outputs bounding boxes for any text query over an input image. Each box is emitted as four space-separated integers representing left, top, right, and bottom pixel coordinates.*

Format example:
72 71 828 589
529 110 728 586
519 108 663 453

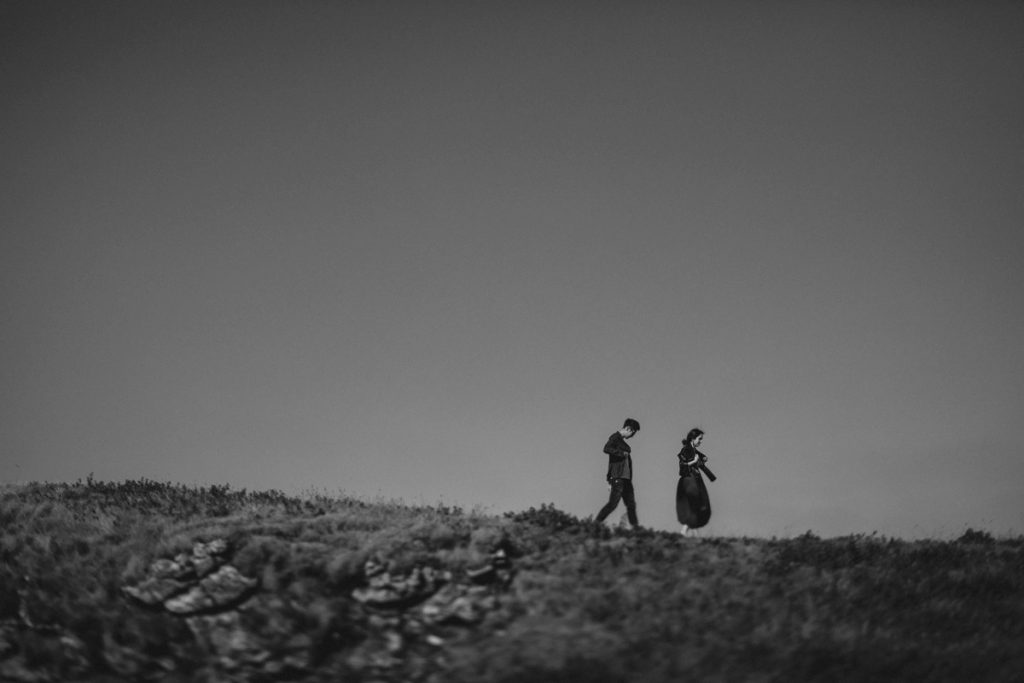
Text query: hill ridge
1 480 1022 681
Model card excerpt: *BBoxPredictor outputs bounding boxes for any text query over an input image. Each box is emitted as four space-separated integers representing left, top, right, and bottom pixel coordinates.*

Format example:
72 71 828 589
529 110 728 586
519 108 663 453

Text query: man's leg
622 480 639 527
596 478 624 523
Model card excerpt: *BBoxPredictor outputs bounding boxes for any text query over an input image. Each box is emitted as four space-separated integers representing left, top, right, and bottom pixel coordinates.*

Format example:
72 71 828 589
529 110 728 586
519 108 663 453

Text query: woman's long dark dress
676 442 711 528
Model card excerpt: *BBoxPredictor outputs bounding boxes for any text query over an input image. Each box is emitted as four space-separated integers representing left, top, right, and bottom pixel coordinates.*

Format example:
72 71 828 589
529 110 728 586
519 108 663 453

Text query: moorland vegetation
1 479 1022 682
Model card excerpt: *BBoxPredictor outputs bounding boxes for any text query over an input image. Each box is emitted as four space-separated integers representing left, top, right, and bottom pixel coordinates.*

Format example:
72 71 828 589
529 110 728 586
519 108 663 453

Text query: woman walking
676 428 713 535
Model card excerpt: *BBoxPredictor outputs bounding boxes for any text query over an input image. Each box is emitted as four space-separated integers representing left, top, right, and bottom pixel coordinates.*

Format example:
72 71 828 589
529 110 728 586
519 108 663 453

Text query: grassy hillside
1 480 1022 682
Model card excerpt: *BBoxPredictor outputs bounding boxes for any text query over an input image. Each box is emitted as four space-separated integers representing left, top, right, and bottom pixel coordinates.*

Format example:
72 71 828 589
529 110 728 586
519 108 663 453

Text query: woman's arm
679 443 700 466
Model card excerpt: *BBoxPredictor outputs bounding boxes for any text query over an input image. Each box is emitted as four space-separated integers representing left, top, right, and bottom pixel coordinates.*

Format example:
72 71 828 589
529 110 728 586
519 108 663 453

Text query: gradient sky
3 1 1023 538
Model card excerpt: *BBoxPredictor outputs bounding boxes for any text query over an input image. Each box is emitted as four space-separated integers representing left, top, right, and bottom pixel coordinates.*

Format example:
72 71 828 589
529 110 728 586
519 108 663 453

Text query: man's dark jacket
603 432 632 481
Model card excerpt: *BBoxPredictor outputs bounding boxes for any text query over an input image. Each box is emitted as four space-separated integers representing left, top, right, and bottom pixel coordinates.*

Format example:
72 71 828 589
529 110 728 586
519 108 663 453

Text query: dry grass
1 480 1022 682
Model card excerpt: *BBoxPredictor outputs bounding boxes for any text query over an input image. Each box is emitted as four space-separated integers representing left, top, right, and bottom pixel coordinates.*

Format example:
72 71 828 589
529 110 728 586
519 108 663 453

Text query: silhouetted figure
595 418 641 528
676 428 712 534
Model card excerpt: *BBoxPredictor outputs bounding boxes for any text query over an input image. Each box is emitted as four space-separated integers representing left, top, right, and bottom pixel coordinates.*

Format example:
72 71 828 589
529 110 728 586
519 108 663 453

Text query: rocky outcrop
1 538 516 682
122 540 514 681
342 549 516 681
122 539 257 614
165 565 260 615
352 561 452 609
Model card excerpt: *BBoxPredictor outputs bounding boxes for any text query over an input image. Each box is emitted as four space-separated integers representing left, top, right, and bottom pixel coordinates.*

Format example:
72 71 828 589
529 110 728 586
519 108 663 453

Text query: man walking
595 418 641 528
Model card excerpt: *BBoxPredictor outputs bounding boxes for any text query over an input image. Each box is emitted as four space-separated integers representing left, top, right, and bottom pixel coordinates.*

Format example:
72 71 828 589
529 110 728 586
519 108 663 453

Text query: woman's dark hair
686 428 705 443
623 418 641 432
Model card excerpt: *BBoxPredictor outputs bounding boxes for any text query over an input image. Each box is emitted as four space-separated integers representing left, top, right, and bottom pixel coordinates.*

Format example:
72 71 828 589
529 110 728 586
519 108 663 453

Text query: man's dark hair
623 418 640 432
686 427 705 443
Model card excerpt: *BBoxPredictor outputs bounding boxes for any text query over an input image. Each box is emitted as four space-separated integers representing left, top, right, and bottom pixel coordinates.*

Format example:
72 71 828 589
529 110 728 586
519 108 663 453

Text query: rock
58 633 90 671
123 538 237 609
198 538 229 556
466 548 515 587
118 543 516 681
191 539 229 578
192 556 218 579
122 577 190 606
420 585 497 626
150 558 191 580
466 564 496 584
165 565 258 615
352 564 450 609
363 557 387 579
446 595 486 624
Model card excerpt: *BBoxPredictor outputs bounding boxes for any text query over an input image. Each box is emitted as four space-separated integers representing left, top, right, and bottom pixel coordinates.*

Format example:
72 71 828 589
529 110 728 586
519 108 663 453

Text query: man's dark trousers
596 478 638 527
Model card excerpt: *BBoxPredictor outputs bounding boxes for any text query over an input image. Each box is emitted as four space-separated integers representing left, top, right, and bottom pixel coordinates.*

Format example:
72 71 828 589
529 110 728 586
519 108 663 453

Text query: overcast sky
3 1 1022 538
